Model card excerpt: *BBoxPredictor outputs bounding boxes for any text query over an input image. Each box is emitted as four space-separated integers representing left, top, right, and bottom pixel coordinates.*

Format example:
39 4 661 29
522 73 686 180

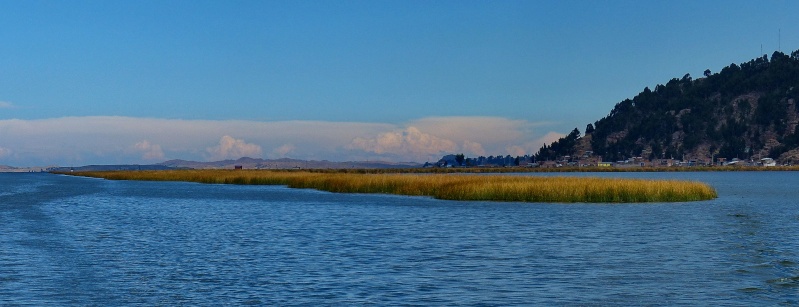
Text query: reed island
67 170 717 203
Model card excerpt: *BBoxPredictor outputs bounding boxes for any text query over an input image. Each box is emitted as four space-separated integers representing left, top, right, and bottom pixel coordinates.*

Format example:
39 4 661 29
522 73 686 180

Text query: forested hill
537 49 799 164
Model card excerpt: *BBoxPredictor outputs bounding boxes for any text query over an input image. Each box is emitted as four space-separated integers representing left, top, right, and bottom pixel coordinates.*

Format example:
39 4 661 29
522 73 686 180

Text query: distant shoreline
2 166 797 174
6 163 799 174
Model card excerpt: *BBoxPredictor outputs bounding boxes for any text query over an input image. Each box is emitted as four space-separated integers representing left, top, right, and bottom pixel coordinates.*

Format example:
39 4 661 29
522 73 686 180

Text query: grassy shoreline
64 170 718 203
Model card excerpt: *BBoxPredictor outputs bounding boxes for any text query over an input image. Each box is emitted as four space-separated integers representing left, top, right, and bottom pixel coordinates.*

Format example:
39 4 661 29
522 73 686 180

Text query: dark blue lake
1 172 798 305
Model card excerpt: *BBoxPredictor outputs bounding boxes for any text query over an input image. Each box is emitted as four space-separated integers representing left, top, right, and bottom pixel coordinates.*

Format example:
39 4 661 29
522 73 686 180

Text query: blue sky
1 0 798 166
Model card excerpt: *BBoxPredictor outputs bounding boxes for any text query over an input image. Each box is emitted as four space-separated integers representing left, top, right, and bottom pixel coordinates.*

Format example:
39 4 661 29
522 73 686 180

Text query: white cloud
401 116 548 157
133 140 165 160
272 144 296 157
462 140 486 156
207 135 263 161
408 116 535 143
505 145 527 157
0 116 561 166
349 126 458 161
0 101 14 109
535 131 566 147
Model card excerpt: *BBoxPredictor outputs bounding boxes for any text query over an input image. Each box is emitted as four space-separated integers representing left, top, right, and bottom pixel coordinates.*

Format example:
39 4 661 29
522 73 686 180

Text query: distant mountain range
157 157 421 169
39 157 421 172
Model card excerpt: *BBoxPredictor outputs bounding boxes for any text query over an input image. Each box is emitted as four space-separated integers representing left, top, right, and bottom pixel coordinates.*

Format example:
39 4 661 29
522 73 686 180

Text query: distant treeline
432 153 535 167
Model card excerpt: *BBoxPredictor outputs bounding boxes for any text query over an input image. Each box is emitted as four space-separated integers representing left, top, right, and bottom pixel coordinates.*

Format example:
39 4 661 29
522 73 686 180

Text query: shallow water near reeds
1 171 797 305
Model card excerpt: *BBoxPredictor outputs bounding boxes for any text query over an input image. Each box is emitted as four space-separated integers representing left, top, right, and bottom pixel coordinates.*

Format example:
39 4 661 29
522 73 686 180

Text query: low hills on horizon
34 157 421 172
156 157 421 170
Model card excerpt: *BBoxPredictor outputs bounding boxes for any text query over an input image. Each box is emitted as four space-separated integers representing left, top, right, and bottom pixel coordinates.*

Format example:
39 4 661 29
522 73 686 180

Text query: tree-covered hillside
539 50 799 163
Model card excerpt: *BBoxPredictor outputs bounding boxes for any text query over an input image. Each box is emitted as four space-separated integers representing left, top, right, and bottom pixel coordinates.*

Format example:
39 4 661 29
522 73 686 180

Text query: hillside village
442 49 799 169
434 152 782 170
434 137 782 170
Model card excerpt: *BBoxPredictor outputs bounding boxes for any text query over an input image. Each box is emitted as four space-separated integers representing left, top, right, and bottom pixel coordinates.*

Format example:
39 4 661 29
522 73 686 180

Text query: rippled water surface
1 172 798 305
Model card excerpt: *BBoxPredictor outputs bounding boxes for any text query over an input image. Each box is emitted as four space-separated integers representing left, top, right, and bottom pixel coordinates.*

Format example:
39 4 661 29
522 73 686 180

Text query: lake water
1 172 798 305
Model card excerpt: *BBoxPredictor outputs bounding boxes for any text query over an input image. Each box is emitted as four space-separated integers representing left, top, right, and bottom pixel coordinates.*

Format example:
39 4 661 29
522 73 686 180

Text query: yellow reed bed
67 170 717 203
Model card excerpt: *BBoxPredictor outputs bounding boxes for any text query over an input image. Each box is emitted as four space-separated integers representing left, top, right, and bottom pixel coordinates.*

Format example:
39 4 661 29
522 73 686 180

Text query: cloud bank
349 127 458 160
207 135 263 161
133 140 165 160
0 116 563 166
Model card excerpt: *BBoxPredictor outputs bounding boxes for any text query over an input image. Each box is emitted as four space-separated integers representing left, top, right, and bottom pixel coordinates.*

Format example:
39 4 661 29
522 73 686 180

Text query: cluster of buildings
433 151 782 169
533 156 779 168
532 151 783 168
